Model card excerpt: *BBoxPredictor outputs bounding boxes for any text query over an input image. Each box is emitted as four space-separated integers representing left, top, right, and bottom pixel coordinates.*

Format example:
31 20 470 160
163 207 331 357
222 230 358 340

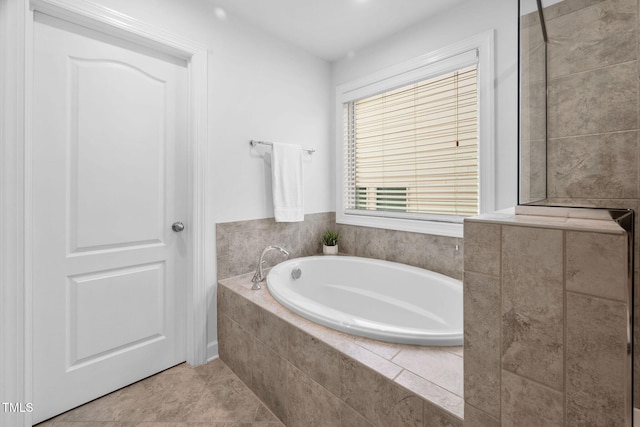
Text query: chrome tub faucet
251 245 289 290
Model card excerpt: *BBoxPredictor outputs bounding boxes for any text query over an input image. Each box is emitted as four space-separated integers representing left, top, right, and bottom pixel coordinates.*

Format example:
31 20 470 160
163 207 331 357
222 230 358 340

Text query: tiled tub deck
218 273 464 427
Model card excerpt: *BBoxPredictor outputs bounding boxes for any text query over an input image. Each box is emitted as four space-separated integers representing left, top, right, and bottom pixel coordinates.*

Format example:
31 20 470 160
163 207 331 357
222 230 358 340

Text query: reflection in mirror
519 0 547 204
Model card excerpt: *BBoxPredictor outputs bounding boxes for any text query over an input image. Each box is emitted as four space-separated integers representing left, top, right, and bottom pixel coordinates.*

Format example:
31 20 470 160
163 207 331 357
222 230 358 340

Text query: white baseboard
206 340 219 362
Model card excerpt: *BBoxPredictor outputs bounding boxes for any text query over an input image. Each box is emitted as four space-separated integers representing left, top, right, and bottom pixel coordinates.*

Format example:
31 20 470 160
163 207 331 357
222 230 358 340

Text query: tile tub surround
218 274 464 427
217 212 336 280
217 212 463 281
464 211 631 426
335 223 463 280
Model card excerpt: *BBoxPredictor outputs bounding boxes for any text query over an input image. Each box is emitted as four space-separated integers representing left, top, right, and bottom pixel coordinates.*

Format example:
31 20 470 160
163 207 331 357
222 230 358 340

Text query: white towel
271 142 304 222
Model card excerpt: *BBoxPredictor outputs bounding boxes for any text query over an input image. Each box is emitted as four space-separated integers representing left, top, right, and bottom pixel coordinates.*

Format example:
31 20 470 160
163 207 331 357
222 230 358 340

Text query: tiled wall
218 276 464 427
529 0 640 405
544 0 637 202
216 212 335 279
335 223 463 280
463 217 630 425
216 212 463 280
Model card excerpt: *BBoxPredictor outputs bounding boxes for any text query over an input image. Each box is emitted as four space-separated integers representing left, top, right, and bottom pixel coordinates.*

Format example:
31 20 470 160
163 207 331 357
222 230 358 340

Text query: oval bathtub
266 256 462 346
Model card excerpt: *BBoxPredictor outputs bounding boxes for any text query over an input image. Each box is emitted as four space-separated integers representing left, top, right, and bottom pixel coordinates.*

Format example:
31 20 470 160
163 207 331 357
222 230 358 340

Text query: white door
32 13 188 424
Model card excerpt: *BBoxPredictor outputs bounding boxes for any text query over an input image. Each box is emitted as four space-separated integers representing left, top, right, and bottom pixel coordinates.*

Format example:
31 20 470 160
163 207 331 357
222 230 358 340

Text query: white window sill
336 212 463 238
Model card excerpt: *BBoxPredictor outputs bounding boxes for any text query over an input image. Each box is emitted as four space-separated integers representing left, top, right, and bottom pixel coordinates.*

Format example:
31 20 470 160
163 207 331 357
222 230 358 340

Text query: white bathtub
266 256 463 346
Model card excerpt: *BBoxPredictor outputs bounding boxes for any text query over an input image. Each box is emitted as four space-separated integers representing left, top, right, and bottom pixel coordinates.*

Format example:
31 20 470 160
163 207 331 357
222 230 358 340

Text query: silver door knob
172 221 185 232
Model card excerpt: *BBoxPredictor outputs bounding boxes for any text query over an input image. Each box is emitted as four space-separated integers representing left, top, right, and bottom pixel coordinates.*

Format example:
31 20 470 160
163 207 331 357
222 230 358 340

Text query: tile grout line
498 223 503 422
563 229 568 426
501 366 564 395
547 58 638 82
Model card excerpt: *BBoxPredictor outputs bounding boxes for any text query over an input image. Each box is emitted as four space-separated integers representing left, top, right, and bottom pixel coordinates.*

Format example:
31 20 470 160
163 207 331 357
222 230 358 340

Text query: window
345 65 478 219
355 186 408 211
336 33 494 237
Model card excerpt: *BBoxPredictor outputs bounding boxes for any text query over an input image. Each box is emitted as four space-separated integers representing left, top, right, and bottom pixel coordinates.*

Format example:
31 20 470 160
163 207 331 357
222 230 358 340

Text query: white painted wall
91 0 333 224
86 0 333 356
332 0 519 212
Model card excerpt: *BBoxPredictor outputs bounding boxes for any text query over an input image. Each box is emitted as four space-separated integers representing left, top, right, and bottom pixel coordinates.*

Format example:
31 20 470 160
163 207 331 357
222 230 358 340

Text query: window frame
335 31 495 238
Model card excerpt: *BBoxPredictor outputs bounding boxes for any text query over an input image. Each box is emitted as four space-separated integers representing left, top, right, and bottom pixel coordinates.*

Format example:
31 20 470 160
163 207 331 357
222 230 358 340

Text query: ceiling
206 0 465 62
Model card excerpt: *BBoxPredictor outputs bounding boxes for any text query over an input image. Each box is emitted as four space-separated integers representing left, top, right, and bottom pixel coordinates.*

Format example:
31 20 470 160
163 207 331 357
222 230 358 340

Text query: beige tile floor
36 358 285 427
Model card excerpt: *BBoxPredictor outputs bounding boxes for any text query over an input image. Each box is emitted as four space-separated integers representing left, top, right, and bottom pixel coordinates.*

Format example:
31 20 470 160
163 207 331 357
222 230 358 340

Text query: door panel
32 13 188 424
69 263 165 365
69 58 166 252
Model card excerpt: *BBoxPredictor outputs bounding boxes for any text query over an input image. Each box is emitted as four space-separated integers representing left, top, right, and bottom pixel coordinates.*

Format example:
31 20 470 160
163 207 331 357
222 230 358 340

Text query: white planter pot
323 244 338 255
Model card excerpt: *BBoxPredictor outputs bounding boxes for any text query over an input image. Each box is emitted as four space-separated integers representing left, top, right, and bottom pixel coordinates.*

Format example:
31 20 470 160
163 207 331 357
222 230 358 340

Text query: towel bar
249 139 316 154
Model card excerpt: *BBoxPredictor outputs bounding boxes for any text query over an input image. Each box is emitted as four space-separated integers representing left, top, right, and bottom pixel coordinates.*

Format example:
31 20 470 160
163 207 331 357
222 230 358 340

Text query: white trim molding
30 0 203 61
1 1 211 425
186 47 210 367
1 1 30 426
207 340 220 363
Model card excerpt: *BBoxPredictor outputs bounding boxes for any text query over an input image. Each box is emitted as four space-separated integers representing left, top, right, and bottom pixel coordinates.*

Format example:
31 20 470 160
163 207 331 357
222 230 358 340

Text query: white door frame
1 1 211 425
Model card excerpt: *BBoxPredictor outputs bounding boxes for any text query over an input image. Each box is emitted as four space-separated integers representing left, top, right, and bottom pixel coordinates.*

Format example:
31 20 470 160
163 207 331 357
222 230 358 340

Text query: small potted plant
321 230 339 255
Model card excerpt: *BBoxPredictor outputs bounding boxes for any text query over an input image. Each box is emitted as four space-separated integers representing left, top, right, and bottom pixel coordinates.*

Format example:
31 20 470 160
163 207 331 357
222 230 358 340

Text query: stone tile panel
547 61 638 138
286 326 342 396
339 357 423 427
566 292 628 426
285 364 341 427
249 339 288 423
217 212 335 279
339 401 376 427
463 221 501 276
566 230 628 301
392 347 463 397
423 403 463 427
542 0 605 21
463 404 500 427
501 370 564 427
546 0 637 78
501 226 564 390
217 313 257 391
547 131 638 199
395 370 464 420
464 272 501 418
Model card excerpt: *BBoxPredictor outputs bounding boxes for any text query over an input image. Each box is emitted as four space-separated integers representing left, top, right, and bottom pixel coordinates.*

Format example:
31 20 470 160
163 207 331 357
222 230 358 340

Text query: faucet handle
252 245 289 291
251 271 262 290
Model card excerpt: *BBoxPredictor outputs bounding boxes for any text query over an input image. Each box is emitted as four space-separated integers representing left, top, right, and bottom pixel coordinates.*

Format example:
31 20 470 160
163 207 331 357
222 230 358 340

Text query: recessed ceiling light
213 7 227 20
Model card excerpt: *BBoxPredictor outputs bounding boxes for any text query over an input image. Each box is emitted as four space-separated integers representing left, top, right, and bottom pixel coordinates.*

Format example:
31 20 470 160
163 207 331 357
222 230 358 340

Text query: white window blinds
343 63 479 221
